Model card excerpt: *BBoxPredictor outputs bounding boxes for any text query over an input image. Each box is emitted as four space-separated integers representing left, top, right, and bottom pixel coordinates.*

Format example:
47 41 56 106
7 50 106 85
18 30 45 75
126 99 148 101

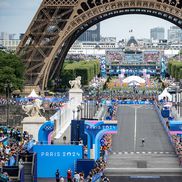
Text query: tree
0 50 25 93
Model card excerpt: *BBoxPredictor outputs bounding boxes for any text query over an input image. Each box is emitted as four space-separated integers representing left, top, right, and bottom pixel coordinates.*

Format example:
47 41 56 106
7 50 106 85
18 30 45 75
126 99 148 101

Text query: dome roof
127 36 138 47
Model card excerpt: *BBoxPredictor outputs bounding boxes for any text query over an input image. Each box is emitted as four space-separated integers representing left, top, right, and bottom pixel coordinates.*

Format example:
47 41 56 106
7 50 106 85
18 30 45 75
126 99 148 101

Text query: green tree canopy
0 50 25 93
167 60 182 81
60 60 100 88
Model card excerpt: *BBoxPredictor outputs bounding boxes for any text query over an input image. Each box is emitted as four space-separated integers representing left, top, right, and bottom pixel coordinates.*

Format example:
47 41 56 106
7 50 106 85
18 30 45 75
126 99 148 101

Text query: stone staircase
23 162 33 182
104 153 182 176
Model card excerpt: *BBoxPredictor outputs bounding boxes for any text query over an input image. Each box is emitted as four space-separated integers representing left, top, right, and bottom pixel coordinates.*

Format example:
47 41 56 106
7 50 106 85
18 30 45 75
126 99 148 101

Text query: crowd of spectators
86 157 108 182
100 134 112 153
0 127 34 180
92 89 158 104
156 95 182 167
66 54 97 61
0 96 69 112
0 98 17 105
55 168 84 182
106 51 123 64
72 171 84 182
171 135 182 166
106 50 161 65
143 51 160 63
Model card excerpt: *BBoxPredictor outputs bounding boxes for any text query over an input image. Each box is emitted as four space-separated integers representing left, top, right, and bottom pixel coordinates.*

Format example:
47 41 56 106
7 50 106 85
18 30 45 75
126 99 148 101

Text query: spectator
73 172 80 182
55 169 60 182
101 175 110 182
79 172 84 182
60 176 64 182
67 169 72 182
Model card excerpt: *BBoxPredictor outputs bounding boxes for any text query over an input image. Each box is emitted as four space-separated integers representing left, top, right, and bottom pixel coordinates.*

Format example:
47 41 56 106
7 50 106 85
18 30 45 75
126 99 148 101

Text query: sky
0 0 175 40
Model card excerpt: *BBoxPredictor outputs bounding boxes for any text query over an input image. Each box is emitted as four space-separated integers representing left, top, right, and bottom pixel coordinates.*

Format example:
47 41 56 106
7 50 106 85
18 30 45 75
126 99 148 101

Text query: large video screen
124 52 143 63
143 51 160 63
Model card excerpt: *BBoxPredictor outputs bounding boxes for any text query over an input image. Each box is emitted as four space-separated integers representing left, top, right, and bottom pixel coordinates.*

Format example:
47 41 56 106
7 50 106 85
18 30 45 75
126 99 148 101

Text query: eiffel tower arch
16 0 182 91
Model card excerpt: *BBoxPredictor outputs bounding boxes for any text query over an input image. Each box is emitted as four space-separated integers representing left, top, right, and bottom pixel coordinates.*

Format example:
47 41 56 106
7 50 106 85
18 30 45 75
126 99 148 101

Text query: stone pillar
69 88 83 106
21 116 46 141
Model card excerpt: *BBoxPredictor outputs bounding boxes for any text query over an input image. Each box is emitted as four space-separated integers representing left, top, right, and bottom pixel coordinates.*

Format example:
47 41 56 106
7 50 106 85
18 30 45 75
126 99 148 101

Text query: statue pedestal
69 88 83 105
21 116 46 141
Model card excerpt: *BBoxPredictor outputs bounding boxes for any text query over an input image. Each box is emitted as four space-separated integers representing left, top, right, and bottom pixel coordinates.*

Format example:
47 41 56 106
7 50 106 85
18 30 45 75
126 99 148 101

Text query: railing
18 165 24 182
50 98 79 139
154 102 182 166
2 166 19 181
31 153 35 177
92 172 103 182
154 102 173 144
35 141 83 145
32 153 37 182
18 153 34 163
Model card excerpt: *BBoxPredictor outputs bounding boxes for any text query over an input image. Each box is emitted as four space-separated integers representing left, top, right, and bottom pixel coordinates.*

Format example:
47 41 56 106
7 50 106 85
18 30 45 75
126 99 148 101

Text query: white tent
128 81 140 86
27 89 40 98
123 76 145 84
158 88 172 101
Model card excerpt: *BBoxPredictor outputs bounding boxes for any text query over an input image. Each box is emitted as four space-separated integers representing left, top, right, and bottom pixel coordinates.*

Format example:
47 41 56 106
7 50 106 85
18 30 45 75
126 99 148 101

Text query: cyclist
142 138 145 146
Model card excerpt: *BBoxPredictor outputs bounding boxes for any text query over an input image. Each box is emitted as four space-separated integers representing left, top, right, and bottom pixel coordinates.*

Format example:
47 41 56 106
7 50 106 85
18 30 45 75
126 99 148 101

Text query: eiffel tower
16 0 182 91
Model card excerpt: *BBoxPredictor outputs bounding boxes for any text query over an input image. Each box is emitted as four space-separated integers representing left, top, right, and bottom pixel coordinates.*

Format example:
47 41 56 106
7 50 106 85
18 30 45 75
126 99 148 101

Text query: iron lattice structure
16 0 182 90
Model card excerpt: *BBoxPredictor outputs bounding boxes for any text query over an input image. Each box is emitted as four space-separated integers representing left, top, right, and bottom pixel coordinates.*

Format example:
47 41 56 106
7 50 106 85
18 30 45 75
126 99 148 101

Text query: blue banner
33 145 83 178
169 121 182 131
117 100 153 105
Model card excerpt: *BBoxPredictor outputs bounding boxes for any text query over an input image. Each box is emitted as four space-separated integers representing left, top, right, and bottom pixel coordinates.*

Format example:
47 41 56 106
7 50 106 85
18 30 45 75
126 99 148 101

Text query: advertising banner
33 145 83 178
169 121 182 131
117 100 153 105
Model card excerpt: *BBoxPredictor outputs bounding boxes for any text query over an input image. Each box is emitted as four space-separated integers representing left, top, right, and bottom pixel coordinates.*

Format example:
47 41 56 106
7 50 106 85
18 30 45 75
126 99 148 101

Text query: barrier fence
154 102 182 166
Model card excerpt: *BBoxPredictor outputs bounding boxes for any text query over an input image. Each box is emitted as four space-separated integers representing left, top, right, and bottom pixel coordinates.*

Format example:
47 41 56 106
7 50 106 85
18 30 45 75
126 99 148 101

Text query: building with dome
126 36 138 48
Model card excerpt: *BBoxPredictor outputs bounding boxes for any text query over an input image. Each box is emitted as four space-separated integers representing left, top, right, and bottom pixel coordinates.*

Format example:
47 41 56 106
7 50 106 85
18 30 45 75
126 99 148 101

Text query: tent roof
128 81 140 86
123 76 145 84
27 89 39 98
158 88 172 101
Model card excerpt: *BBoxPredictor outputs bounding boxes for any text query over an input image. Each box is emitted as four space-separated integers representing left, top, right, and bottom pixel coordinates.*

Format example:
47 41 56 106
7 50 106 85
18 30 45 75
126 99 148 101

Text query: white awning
123 76 145 84
158 88 172 101
27 89 40 98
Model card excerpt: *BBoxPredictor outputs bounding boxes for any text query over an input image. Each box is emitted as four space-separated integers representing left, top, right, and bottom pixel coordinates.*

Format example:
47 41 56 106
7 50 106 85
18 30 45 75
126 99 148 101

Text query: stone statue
22 99 45 117
69 76 81 89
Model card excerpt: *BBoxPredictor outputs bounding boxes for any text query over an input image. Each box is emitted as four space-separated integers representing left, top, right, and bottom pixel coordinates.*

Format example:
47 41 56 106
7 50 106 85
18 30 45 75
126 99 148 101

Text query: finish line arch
16 0 182 90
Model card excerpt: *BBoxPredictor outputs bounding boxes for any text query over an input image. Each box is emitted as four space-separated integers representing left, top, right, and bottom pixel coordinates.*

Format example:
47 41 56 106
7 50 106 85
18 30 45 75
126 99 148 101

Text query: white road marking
134 107 137 152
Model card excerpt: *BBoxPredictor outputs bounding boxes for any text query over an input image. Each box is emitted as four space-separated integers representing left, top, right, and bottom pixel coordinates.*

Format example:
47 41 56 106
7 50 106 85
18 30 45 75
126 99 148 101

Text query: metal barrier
154 102 173 144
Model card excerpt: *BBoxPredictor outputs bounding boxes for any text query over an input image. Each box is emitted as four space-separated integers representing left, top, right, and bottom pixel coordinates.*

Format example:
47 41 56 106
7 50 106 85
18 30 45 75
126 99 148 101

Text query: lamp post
4 81 12 127
87 100 89 118
177 86 180 115
72 109 76 120
77 106 81 120
81 102 84 119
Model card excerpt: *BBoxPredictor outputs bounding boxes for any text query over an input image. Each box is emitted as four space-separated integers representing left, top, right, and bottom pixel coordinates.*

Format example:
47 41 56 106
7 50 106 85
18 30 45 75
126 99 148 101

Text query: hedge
168 60 182 81
60 60 100 87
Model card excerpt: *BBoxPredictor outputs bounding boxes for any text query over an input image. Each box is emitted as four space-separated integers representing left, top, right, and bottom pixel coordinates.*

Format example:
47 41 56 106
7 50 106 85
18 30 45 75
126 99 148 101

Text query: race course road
112 104 175 153
104 104 182 179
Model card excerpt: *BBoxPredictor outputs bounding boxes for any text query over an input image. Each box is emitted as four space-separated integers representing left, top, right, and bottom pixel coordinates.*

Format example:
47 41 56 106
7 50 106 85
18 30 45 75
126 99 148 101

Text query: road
112 104 175 153
105 104 182 181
